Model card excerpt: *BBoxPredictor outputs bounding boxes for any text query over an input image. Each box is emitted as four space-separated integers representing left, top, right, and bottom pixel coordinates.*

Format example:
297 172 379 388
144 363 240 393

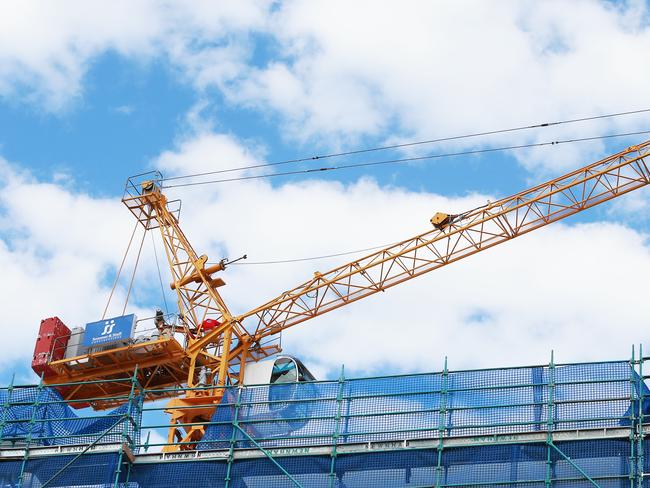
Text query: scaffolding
1 348 649 487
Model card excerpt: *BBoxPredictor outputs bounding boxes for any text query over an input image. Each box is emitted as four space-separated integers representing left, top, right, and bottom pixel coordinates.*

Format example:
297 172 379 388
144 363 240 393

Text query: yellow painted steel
42 140 650 449
430 212 451 229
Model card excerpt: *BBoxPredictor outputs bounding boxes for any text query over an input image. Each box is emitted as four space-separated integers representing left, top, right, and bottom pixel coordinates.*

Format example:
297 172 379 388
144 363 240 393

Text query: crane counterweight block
32 317 71 378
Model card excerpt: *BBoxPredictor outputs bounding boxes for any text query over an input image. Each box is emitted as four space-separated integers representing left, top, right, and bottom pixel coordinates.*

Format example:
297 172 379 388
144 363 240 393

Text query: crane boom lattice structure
241 141 650 339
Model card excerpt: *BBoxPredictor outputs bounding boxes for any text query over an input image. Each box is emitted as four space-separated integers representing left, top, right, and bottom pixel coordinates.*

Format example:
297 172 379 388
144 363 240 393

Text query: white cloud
114 105 134 115
156 131 263 178
230 0 650 171
154 132 650 377
0 158 164 366
3 131 650 379
0 0 271 110
0 0 650 171
2 0 650 377
2 1 649 172
285 221 650 375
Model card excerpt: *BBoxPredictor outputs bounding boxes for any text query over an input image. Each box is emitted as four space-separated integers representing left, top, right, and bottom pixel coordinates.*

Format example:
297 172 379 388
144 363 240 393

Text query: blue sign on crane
84 314 136 347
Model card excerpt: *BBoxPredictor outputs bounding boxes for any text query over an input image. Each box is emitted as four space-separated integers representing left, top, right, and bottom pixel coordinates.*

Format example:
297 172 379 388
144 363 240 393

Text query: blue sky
0 51 538 199
0 54 192 194
2 1 650 387
4 48 642 217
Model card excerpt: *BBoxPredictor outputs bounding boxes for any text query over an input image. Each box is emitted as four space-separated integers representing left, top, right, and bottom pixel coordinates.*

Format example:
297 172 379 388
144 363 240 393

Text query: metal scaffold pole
113 367 140 488
545 351 555 487
0 374 15 446
435 357 448 488
636 344 645 488
544 352 601 488
17 375 44 488
328 364 346 487
224 386 243 488
630 346 637 488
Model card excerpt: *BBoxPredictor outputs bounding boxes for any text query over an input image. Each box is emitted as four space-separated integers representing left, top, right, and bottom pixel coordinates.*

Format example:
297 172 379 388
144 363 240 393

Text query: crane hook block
431 212 451 230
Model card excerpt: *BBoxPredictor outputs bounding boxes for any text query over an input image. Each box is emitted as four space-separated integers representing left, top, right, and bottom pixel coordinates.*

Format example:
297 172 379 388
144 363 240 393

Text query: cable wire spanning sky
162 128 650 188
1 1 650 382
160 108 650 183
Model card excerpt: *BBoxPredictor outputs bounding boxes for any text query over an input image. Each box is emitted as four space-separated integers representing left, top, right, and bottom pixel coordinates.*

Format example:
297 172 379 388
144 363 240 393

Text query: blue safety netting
199 361 650 450
0 452 125 488
0 440 638 487
0 360 649 487
128 439 636 487
0 386 140 447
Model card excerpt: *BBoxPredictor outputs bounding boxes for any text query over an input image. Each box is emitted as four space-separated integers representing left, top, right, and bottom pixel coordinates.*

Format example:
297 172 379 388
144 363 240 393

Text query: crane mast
37 140 650 449
123 181 261 389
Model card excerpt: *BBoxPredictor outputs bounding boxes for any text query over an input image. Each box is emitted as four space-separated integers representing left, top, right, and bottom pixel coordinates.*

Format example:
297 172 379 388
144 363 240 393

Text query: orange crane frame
44 140 650 448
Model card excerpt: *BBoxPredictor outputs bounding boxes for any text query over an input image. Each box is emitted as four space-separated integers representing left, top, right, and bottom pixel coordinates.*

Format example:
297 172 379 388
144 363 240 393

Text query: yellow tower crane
37 140 650 450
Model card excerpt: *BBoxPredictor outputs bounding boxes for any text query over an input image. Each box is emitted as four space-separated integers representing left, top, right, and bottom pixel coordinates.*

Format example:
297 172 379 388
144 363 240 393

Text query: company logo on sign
84 314 136 347
101 321 115 336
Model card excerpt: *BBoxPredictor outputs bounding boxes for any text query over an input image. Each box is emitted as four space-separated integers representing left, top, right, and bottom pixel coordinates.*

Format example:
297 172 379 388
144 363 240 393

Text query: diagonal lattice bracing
238 142 650 343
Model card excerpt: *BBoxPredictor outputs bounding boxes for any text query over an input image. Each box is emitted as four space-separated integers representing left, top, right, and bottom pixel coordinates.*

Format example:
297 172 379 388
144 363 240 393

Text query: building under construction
1 350 649 487
3 141 650 486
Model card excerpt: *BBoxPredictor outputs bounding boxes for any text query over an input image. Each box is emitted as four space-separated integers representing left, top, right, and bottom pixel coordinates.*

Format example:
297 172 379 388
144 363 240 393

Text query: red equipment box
32 317 71 378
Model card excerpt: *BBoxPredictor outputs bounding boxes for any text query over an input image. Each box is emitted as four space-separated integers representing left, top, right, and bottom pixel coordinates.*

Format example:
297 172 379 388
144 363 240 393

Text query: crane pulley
33 140 650 450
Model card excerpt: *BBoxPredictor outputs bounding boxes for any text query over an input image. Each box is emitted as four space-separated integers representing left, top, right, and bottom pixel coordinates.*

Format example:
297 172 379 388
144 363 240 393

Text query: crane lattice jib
232 141 650 343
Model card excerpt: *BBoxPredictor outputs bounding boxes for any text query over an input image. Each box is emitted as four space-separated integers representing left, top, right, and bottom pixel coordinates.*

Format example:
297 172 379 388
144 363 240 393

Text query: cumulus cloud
230 0 650 171
153 132 650 377
0 0 271 110
3 1 650 378
0 158 164 366
3 130 650 378
1 1 649 172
